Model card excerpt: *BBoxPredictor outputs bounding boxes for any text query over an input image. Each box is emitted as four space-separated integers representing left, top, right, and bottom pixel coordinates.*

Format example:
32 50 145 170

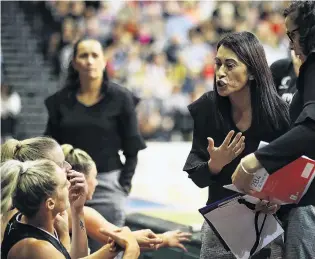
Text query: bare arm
68 206 120 245
70 209 88 258
67 170 89 258
100 227 140 259
80 244 117 259
123 248 140 259
54 211 71 252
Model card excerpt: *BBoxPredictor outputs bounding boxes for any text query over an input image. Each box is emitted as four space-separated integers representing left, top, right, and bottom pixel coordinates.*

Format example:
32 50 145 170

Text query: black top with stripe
1 213 71 259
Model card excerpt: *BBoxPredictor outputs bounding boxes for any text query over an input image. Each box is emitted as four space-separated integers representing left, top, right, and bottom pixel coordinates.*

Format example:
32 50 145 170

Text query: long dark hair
64 37 109 93
213 31 290 134
284 1 315 56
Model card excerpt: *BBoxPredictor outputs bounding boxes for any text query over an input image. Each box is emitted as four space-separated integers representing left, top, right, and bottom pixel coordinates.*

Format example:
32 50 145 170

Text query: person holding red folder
232 1 315 258
183 31 290 259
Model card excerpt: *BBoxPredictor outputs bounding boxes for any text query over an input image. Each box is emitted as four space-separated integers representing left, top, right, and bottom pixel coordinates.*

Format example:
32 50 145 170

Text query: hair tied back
14 141 23 157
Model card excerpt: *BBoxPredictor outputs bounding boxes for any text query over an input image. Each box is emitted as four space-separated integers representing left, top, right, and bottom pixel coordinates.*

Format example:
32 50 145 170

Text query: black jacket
44 81 146 194
255 51 315 206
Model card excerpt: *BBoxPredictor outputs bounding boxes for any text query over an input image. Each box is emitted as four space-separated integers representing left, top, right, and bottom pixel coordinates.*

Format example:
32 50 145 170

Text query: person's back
2 212 70 259
270 50 301 104
270 58 296 103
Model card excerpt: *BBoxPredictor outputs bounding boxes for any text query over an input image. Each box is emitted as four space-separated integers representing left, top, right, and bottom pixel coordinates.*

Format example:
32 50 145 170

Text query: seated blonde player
1 137 191 251
62 144 192 251
1 159 140 259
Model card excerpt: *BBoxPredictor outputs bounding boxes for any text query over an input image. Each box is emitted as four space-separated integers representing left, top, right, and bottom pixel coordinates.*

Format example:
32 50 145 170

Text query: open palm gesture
207 130 245 173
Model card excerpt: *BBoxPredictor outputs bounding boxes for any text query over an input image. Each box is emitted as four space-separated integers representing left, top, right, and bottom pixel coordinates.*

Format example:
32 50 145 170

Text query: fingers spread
178 237 191 242
178 232 192 238
207 137 215 152
176 243 188 252
222 130 235 147
234 142 245 157
233 136 245 152
228 132 242 149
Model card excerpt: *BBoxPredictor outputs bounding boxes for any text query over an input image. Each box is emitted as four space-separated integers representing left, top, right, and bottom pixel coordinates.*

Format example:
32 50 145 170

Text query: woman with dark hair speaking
44 38 146 252
232 1 315 258
183 31 290 258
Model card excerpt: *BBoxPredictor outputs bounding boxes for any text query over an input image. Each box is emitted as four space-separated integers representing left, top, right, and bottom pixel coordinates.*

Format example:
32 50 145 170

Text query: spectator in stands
1 82 22 143
36 1 291 141
44 37 146 252
256 21 288 65
62 143 192 252
232 2 315 258
270 49 301 104
180 28 212 74
183 31 290 258
0 159 140 259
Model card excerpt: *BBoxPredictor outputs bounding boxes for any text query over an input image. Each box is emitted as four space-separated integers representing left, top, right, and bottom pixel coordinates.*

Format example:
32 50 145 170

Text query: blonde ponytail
1 137 59 163
61 144 95 177
1 139 21 163
0 160 22 215
61 144 75 158
1 159 58 218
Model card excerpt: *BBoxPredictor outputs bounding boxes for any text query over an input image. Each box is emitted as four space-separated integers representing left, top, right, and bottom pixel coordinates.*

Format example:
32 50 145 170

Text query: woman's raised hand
207 130 245 174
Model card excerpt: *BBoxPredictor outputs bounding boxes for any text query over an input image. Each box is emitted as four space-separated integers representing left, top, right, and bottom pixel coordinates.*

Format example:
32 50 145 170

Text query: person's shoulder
108 82 132 97
45 88 71 105
8 238 64 259
108 82 140 106
2 209 19 228
270 58 292 73
188 91 215 116
302 51 315 72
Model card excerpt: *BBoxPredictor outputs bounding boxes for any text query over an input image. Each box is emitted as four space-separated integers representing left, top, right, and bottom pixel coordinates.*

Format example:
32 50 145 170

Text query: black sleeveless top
1 213 71 259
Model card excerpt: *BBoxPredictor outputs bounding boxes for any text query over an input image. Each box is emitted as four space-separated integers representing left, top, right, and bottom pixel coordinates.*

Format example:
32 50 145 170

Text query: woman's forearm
59 232 71 252
83 206 120 244
80 244 117 259
123 245 140 259
71 209 89 259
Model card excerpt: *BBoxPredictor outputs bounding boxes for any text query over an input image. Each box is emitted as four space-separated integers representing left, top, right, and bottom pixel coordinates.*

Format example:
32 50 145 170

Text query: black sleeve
183 95 220 188
118 90 146 193
44 95 61 142
255 60 315 173
118 155 138 194
255 122 315 173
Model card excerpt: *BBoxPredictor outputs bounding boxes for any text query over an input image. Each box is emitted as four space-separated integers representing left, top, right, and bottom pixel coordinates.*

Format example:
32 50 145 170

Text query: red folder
250 156 315 204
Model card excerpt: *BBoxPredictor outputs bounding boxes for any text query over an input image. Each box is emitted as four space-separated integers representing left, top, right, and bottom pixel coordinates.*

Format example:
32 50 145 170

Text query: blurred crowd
10 1 292 141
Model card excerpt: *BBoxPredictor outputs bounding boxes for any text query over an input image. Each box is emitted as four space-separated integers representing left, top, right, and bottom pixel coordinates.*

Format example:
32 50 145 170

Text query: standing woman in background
44 37 146 252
